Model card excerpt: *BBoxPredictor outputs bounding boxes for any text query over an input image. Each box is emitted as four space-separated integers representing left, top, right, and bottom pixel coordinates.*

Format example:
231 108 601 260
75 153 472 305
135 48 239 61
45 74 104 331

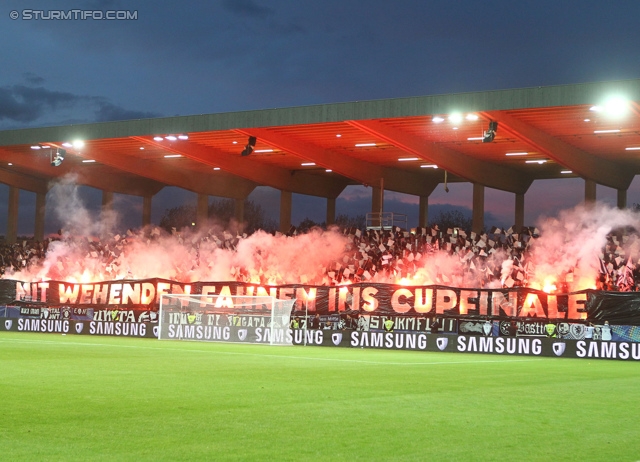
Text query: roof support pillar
617 189 627 209
102 191 113 213
142 195 152 227
280 190 292 234
234 198 245 225
197 194 208 228
515 193 525 231
585 179 597 204
419 195 429 227
371 185 383 228
6 186 19 244
326 197 336 226
472 183 484 234
34 192 46 241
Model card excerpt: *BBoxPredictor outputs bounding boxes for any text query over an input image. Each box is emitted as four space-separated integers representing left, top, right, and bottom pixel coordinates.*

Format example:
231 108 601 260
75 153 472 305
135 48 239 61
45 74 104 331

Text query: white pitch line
0 337 541 366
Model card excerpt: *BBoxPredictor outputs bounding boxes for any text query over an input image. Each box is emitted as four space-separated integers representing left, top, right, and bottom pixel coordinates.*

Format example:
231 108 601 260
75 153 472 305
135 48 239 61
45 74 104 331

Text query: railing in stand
366 212 407 231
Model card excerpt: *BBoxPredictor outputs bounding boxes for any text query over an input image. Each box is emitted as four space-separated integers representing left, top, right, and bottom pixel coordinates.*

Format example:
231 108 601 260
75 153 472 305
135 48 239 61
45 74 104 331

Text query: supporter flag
616 257 635 291
598 257 609 275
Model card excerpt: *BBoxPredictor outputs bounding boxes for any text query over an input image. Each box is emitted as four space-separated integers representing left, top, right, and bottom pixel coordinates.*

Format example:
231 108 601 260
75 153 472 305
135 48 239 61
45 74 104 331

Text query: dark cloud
221 0 274 19
93 101 160 122
0 85 81 122
0 83 161 126
22 72 45 86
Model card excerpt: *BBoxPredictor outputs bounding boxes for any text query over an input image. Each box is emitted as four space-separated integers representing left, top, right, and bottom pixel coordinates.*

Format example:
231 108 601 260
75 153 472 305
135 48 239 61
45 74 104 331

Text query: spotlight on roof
178 134 189 140
482 120 498 143
241 136 257 157
51 148 66 167
72 140 85 150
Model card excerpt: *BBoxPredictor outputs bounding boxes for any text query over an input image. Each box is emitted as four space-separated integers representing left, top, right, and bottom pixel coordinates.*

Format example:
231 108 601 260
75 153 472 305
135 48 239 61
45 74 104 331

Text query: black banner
294 329 640 361
2 317 638 361
2 279 640 324
0 317 157 338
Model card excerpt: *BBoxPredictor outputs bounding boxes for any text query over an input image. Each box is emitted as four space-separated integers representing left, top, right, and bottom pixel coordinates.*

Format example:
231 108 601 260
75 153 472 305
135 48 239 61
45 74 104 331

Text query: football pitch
1 332 639 461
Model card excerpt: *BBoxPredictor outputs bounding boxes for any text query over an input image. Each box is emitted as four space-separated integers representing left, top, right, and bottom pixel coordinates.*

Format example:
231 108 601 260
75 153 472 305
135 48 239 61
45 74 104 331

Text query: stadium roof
0 78 639 200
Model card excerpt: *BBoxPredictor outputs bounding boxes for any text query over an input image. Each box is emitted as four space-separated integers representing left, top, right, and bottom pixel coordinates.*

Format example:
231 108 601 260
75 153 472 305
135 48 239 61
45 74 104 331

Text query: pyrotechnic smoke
5 177 640 293
526 203 640 291
48 174 120 238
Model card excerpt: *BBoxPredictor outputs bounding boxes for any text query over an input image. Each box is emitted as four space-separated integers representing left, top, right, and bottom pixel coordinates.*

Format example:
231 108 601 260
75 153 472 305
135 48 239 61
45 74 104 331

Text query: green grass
1 332 640 461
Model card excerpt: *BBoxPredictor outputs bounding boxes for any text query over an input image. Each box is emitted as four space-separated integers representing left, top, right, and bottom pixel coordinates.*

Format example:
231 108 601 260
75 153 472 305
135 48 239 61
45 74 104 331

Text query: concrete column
101 191 113 212
419 195 428 227
472 183 484 234
371 186 383 215
233 199 245 224
617 189 627 209
34 192 46 241
197 194 208 228
515 193 525 231
371 186 383 228
6 186 19 244
326 197 336 226
142 196 152 227
279 190 292 233
585 179 597 204
234 198 245 224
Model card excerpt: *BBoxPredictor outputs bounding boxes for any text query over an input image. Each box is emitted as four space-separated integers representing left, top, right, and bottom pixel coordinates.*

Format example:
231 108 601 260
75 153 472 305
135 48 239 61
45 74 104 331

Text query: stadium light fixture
466 114 479 121
467 136 484 141
325 169 332 172
72 140 85 149
163 154 182 158
241 136 257 156
213 167 221 170
51 148 66 167
420 164 438 168
594 129 620 134
432 116 445 123
153 136 164 141
398 157 419 161
626 147 640 151
590 97 629 117
506 152 528 156
178 134 189 140
165 135 177 141
30 145 41 150
482 121 498 143
525 159 547 164
82 159 96 163
62 142 73 148
448 113 463 124
561 170 572 174
355 143 376 147
301 162 316 166
254 149 274 153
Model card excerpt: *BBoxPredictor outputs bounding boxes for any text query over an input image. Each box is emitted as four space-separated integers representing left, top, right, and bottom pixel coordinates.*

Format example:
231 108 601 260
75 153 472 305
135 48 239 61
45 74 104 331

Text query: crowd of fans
0 222 638 292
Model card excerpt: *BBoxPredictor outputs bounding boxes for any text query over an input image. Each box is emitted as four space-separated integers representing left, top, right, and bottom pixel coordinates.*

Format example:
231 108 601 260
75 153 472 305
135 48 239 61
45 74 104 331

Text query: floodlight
482 120 498 143
241 136 257 156
51 148 66 167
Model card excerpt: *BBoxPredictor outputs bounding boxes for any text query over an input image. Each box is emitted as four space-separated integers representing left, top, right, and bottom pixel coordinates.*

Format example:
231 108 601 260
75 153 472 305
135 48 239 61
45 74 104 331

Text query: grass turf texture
1 333 639 461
